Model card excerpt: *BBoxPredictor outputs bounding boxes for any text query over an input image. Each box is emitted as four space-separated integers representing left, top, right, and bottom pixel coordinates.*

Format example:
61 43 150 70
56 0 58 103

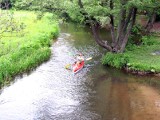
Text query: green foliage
125 24 143 48
102 52 129 69
65 3 84 23
141 36 160 45
0 11 59 86
131 24 143 35
14 0 37 10
13 0 65 11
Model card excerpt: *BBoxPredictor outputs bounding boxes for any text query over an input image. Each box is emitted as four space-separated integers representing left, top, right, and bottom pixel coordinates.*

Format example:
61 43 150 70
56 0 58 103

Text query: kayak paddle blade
86 57 92 61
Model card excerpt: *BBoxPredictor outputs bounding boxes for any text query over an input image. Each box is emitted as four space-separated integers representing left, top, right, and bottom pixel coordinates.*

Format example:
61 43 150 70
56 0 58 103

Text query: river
0 23 160 120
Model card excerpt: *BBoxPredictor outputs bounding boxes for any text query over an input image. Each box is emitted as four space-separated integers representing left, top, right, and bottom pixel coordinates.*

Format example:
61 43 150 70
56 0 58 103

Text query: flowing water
0 23 160 120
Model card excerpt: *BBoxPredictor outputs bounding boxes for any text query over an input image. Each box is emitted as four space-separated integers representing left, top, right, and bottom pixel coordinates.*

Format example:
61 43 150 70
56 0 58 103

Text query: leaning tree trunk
91 23 112 51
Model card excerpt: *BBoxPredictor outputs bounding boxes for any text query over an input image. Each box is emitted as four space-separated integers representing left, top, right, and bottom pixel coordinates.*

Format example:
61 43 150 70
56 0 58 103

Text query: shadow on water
0 23 160 120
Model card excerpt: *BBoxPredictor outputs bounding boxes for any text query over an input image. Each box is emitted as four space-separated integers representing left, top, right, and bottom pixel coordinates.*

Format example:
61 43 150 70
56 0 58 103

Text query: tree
73 0 137 53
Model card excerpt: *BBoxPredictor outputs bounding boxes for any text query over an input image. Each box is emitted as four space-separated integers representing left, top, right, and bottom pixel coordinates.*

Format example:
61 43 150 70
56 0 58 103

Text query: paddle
65 63 72 70
65 57 92 70
85 57 92 61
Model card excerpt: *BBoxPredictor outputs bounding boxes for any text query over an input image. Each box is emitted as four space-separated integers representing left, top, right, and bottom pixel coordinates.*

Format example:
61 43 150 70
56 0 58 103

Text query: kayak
73 61 85 73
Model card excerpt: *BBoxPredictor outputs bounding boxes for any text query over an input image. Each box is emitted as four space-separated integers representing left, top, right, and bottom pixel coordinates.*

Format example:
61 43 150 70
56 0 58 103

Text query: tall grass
0 11 59 86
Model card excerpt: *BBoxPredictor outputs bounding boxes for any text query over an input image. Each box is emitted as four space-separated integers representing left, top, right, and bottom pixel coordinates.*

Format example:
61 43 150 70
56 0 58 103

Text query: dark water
0 23 160 120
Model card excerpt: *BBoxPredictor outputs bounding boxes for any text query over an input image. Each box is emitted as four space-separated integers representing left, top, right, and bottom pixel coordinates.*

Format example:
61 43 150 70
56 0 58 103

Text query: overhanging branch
91 23 112 51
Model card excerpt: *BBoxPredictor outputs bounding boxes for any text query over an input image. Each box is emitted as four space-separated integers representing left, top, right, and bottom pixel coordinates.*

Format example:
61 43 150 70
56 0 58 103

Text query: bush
141 36 160 45
102 52 129 69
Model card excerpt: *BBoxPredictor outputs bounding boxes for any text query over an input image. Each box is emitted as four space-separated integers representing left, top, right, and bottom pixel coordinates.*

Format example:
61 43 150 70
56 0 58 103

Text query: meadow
0 11 59 86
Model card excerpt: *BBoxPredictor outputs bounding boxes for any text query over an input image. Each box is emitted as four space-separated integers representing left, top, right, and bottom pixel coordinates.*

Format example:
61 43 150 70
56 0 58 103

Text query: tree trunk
116 7 134 52
120 8 137 52
145 11 156 33
109 0 116 47
116 8 126 47
116 0 126 47
78 0 83 8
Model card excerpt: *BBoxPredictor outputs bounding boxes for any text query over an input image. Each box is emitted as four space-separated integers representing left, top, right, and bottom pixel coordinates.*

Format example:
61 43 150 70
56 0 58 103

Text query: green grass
102 36 160 73
0 11 59 86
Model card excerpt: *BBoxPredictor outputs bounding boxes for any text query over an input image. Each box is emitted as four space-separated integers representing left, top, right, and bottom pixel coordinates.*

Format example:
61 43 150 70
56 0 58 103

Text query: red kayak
73 61 85 73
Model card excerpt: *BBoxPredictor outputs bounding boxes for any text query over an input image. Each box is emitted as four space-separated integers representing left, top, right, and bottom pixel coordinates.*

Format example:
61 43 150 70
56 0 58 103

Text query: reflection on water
0 23 160 120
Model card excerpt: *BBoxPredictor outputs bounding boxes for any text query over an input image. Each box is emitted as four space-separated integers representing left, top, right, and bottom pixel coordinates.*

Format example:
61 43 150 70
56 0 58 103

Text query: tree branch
91 23 112 51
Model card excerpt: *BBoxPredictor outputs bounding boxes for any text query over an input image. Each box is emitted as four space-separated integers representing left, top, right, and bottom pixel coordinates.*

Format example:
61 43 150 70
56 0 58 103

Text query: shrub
102 52 129 69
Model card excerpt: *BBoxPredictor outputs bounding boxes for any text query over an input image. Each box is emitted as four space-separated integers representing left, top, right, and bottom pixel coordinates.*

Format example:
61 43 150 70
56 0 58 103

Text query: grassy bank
0 11 59 86
102 35 160 75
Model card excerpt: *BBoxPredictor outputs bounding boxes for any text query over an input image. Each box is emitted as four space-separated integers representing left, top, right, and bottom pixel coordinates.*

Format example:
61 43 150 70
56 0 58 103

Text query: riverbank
102 35 160 76
0 11 59 86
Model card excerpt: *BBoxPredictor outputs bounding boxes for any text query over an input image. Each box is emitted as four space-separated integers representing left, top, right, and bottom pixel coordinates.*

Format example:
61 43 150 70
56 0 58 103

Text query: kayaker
74 61 81 67
73 53 84 70
76 53 84 63
72 54 85 73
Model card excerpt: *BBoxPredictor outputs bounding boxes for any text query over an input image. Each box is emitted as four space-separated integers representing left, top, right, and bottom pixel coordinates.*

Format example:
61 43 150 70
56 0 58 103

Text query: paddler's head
79 53 83 56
